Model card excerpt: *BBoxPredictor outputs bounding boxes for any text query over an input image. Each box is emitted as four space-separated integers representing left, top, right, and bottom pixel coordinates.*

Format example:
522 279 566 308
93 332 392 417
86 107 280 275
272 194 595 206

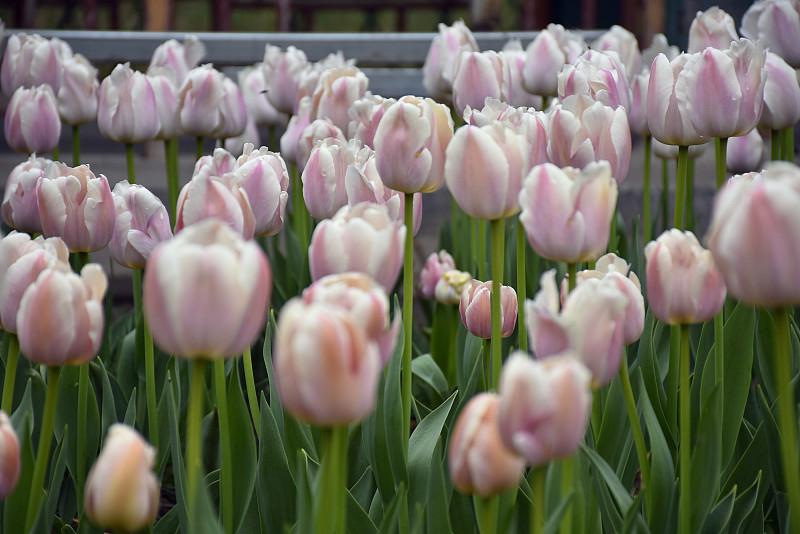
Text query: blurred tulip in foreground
109 181 173 269
97 63 159 144
727 129 764 174
0 412 20 499
4 85 61 154
420 250 456 299
688 7 739 53
1 156 51 233
459 279 517 339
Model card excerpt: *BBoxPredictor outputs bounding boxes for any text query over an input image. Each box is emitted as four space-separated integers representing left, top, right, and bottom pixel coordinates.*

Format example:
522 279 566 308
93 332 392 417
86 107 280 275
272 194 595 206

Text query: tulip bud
445 122 528 219
147 36 205 86
558 50 631 114
707 163 800 306
308 66 369 132
57 53 98 125
500 42 542 109
262 45 310 114
646 53 705 146
435 270 473 306
144 219 271 359
275 299 382 425
645 229 726 324
760 52 800 130
215 77 247 140
84 424 159 532
17 263 107 365
309 202 405 292
464 100 548 168
451 51 504 116
280 97 313 164
629 70 649 135
522 24 586 97
1 33 71 97
177 64 227 139
238 65 288 127
422 20 479 101
374 95 454 193
448 393 525 497
420 250 456 299
727 129 765 174
742 0 800 68
194 146 237 177
0 412 20 499
498 352 591 465
233 144 290 236
688 7 739 53
519 162 618 263
148 72 181 139
109 182 172 269
641 33 680 68
97 63 159 144
2 155 51 233
592 25 642 79
4 85 61 154
348 93 396 148
296 118 346 170
459 279 517 339
37 162 115 252
301 137 356 220
175 172 256 239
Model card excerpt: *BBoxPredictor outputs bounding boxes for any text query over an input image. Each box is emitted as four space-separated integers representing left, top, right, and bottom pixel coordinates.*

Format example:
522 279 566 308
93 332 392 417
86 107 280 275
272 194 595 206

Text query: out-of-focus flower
435 269 472 305
57 53 98 125
308 66 369 132
727 129 765 174
501 41 541 108
592 25 641 78
629 70 649 134
348 93 396 149
238 65 288 127
309 202 405 292
0 412 20 499
1 155 51 233
459 279 517 339
177 64 226 139
641 33 681 68
175 171 255 239
451 51 504 115
760 52 800 130
420 250 456 299
707 163 800 306
84 425 159 532
652 138 708 160
148 71 181 139
519 161 618 263
262 45 310 114
1 33 71 97
214 77 248 140
422 20 479 101
296 118 346 170
98 63 159 144
144 219 271 359
558 50 631 114
741 0 800 68
147 36 205 86
645 229 726 324
523 24 586 97
234 143 289 236
647 53 705 146
4 85 61 154
279 97 313 164
688 6 739 53
109 181 172 269
224 116 260 156
449 393 525 496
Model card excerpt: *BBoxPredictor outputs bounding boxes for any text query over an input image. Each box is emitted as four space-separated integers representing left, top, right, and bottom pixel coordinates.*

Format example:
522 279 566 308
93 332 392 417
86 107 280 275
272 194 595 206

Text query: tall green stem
2 334 19 413
314 425 349 534
52 146 59 161
643 135 652 243
243 346 261 438
24 366 61 532
516 220 528 352
660 158 669 232
476 496 498 534
143 307 159 449
213 360 234 534
125 143 136 184
674 146 689 229
477 220 487 280
530 466 546 534
72 125 80 166
196 136 204 160
401 193 414 452
560 458 574 534
619 348 650 490
686 159 695 231
774 308 800 533
490 218 505 391
567 263 577 293
74 251 90 507
165 138 180 227
772 130 783 161
678 324 691 534
186 359 207 527
714 138 728 189
784 127 795 161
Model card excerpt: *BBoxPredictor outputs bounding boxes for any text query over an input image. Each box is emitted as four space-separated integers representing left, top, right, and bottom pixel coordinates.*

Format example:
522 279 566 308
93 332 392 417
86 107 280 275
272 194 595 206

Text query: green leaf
699 486 735 534
640 373 676 534
376 482 406 534
347 489 378 534
411 353 449 401
691 385 722 532
294 450 314 534
227 366 257 532
257 394 296 533
4 401 33 534
426 442 453 534
166 372 190 533
581 444 633 512
727 472 762 534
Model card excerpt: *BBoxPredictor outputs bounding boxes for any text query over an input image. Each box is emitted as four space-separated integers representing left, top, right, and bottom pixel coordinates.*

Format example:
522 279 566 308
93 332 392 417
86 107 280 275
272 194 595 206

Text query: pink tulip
308 66 369 132
0 412 20 499
652 138 708 160
279 97 313 164
97 63 159 144
296 119 346 170
17 263 107 365
435 270 473 305
177 65 226 139
274 298 382 425
629 70 649 135
445 122 528 219
262 45 310 114
760 52 800 130
193 146 237 177
147 72 181 140
464 99 548 168
309 202 405 291
213 77 248 140
548 95 631 182
742 0 800 68
374 95 454 194
459 279 517 339
498 352 591 465
522 24 586 97
707 163 800 306
109 181 172 269
526 269 628 385
451 51 504 116
147 36 205 86
420 250 456 299
4 85 61 154
519 161 618 263
1 33 71 97
641 33 680 67
592 25 642 79
727 129 764 174
645 229 726 324
57 53 98 125
84 424 159 532
558 50 632 113
144 219 271 359
348 93 396 149
422 20 479 101
688 7 739 53
500 42 541 108
448 393 525 497
302 138 358 220
0 232 69 333
1 155 51 233
238 65 287 127
175 172 255 239
646 53 705 146
233 143 290 236
37 162 115 252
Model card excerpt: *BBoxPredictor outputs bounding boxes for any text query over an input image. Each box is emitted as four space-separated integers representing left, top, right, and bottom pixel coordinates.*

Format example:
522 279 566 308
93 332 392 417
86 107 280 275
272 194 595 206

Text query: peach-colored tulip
727 129 764 174
177 64 226 139
309 202 405 292
175 171 255 239
84 424 159 532
1 33 71 97
348 93 396 149
451 50 504 116
760 52 800 130
558 50 631 113
448 393 525 497
0 412 20 499
459 279 517 339
233 143 290 236
707 163 800 306
4 85 61 154
522 24 586 97
688 7 739 53
1 155 51 233
645 229 726 324
148 71 181 140
422 20 479 101
742 0 800 68
37 162 115 252
238 65 287 127
147 36 205 86
275 298 382 425
593 25 642 79
262 45 310 114
97 63 159 144
17 263 107 365
498 352 591 465
420 250 456 299
435 270 473 305
308 66 368 132
144 219 271 359
646 53 706 146
374 95 454 194
526 270 628 385
519 161 618 263
57 53 98 125
296 118 346 170
109 181 172 269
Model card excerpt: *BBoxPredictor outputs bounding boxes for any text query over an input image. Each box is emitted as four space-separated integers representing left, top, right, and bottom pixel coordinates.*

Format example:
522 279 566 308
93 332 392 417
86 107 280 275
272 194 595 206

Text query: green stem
516 220 528 352
125 143 136 184
483 339 491 391
567 263 577 293
714 311 724 406
401 193 414 453
714 138 728 189
165 138 180 227
678 324 691 534
186 359 207 527
530 466 546 534
477 220 487 280
784 126 795 161
72 124 80 166
291 165 310 252
2 334 19 413
213 360 234 534
608 205 618 253
314 425 349 534
76 363 89 505
774 308 800 533
559 457 574 534
772 129 783 161
541 95 549 111
196 136 204 160
643 135 652 244
143 305 159 450
470 218 479 275
668 325 680 434
686 158 695 231
660 158 669 233
52 146 59 161
476 495 499 534
24 366 61 532
619 348 650 490
490 218 505 391
674 146 689 229
243 345 261 438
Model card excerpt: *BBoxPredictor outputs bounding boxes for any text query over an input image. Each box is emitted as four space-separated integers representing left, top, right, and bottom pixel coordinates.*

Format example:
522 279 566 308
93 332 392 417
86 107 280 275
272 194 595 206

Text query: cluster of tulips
1 0 800 532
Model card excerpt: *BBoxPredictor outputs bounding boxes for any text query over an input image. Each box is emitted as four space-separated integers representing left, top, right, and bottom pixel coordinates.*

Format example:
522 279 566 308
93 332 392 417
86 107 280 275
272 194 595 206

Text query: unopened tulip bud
646 53 705 146
234 144 290 236
420 250 456 299
4 85 61 154
215 77 247 140
645 229 726 324
301 137 355 220
498 352 591 465
2 155 51 233
85 424 159 532
448 393 525 497
144 219 271 359
178 65 226 139
262 45 310 114
688 7 739 53
175 172 255 239
742 0 800 68
98 63 159 144
629 71 649 135
109 182 172 269
422 20 479 101
592 25 642 79
451 51 504 116
435 270 472 305
522 24 586 97
58 53 98 125
148 72 181 139
17 264 107 365
558 50 631 113
760 52 800 131
1 33 71 97
296 119 346 170
147 36 205 86
459 279 517 339
279 97 313 164
348 94 396 149
0 412 20 499
309 66 369 132
727 129 764 174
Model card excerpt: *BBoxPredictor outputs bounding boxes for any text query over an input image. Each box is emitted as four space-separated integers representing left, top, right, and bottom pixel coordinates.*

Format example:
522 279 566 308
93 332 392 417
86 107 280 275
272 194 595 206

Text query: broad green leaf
227 367 257 532
347 489 378 534
691 385 722 532
257 394 296 533
699 486 735 534
640 373 676 534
